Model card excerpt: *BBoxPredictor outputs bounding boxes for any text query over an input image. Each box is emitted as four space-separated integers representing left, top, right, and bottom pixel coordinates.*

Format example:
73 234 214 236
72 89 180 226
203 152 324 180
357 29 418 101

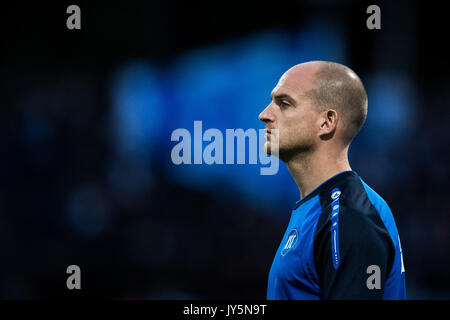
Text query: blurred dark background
0 0 449 299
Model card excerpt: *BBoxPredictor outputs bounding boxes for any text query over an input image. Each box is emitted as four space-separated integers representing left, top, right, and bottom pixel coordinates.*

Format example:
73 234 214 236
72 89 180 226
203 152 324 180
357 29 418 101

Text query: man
259 61 406 300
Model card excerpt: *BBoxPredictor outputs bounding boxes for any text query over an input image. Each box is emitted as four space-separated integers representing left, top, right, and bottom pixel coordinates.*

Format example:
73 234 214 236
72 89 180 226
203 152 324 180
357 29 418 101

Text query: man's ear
318 109 338 140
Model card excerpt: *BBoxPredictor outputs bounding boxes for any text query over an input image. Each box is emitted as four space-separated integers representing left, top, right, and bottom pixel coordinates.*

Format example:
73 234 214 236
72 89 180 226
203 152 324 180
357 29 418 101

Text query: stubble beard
265 130 316 163
278 139 316 164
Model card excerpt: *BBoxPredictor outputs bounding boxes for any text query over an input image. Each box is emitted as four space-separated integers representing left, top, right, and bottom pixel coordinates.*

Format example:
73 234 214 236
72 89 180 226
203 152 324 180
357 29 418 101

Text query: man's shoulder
335 172 392 215
358 178 393 214
315 172 394 234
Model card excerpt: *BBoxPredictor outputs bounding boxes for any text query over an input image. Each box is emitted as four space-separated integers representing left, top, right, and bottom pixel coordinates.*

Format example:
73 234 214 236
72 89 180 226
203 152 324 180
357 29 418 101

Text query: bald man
259 61 406 300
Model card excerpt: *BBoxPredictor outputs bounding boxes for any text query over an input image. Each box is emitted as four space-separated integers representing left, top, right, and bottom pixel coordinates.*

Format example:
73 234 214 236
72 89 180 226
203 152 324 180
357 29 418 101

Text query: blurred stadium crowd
1 1 449 299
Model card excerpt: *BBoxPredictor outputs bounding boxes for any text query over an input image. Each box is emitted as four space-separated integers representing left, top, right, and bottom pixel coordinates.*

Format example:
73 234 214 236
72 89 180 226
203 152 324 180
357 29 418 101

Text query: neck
285 145 352 199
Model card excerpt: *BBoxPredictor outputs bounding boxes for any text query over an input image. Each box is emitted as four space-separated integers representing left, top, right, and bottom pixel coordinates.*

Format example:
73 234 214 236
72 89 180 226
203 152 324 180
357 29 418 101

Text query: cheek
280 112 317 143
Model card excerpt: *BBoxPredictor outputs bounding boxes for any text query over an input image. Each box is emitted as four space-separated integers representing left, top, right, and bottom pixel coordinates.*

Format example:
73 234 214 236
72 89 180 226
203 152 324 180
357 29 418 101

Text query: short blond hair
307 61 368 145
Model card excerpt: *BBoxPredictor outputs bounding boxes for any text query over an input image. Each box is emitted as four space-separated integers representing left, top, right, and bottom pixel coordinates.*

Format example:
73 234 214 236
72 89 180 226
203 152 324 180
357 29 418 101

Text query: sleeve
314 206 395 300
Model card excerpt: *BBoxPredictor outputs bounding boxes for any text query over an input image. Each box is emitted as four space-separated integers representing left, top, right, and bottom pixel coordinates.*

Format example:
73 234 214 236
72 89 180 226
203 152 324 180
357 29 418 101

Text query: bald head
291 61 368 145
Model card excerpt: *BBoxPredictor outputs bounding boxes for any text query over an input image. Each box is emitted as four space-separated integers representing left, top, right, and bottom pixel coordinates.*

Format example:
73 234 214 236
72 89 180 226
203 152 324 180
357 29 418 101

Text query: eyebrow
271 92 296 104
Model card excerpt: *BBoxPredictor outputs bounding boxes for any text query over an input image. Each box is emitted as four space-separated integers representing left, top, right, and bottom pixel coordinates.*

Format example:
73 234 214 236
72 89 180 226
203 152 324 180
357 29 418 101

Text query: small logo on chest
281 229 299 256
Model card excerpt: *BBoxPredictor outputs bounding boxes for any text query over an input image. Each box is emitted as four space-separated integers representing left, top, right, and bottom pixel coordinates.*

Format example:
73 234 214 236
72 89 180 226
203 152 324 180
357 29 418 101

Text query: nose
259 104 274 123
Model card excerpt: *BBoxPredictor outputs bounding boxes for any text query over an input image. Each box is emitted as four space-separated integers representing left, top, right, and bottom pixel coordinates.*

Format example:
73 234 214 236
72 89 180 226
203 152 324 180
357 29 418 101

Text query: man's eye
279 101 290 108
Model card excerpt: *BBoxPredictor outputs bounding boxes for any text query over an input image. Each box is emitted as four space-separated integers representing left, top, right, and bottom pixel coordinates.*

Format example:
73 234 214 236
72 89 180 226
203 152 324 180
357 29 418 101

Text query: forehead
271 65 318 100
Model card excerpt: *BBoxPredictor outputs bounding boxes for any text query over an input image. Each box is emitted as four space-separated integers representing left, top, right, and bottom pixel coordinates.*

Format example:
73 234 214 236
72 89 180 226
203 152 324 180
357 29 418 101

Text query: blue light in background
166 30 300 207
364 72 417 152
109 61 165 160
294 17 348 64
350 72 417 186
109 21 349 212
65 184 112 237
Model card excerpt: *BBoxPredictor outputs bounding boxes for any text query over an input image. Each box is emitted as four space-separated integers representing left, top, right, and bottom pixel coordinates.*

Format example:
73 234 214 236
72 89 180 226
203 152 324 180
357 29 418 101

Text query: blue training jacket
267 170 406 300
